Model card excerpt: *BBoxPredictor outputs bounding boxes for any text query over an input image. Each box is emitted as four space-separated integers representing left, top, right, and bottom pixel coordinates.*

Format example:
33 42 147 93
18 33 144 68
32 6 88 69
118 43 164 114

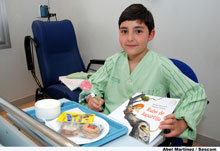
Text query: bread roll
59 123 80 137
81 123 101 138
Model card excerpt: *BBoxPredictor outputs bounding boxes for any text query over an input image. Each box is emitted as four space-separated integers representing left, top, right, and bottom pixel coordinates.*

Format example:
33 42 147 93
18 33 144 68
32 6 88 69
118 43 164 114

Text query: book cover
109 93 180 144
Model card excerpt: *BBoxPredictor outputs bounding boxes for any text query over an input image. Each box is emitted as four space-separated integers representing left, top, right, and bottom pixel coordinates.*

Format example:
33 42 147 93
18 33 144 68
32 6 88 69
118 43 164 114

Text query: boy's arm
79 57 114 103
160 58 207 140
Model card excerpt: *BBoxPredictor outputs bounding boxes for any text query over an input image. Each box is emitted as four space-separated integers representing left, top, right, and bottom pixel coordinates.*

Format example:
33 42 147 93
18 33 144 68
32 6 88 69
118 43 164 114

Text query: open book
109 93 180 144
59 76 84 91
59 72 92 91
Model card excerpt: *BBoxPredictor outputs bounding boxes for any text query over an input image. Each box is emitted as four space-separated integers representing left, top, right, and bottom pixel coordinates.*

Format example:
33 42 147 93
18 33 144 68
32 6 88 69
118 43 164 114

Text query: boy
79 4 207 140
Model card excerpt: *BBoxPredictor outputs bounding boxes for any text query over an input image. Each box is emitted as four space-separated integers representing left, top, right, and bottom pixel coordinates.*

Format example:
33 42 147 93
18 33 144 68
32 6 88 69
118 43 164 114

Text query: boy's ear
148 29 155 41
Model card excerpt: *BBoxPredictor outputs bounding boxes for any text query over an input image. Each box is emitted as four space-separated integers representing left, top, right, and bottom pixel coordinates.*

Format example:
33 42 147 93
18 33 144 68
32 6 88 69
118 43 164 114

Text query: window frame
0 0 11 49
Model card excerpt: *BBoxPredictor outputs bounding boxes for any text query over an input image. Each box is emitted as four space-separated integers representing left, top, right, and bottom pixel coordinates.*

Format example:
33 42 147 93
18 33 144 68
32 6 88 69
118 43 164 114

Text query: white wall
54 0 220 143
0 0 219 144
0 0 47 102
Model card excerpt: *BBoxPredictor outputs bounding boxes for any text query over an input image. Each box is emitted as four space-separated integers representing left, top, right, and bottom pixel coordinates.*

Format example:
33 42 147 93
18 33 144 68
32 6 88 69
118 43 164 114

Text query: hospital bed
0 97 78 147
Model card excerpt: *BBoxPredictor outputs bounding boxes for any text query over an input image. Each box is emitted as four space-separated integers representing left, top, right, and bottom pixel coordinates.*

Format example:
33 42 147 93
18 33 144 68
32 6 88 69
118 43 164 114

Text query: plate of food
45 114 110 145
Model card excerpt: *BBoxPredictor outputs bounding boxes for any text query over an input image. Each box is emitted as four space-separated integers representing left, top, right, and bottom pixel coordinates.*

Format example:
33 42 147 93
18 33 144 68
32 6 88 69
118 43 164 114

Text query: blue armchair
24 20 104 102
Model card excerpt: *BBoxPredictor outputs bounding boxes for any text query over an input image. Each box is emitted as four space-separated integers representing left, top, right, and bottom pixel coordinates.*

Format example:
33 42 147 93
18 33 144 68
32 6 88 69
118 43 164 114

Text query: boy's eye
136 30 143 34
120 30 128 34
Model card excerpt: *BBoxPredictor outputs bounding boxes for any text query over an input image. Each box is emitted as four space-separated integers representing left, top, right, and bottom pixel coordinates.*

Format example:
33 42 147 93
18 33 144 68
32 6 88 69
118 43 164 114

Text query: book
108 92 180 144
59 76 84 91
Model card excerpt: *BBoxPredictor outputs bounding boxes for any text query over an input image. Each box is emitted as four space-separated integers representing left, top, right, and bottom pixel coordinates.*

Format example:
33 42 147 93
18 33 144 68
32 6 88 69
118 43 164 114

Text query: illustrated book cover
109 93 180 144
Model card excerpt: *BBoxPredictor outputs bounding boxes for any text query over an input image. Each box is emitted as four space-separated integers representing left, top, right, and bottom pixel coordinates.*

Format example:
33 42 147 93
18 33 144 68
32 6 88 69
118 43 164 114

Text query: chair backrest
166 58 198 146
32 20 85 88
169 58 198 83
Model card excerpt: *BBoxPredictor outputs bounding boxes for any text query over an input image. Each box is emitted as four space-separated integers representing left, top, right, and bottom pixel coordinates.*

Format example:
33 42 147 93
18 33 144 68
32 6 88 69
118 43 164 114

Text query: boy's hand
159 114 188 138
86 96 104 112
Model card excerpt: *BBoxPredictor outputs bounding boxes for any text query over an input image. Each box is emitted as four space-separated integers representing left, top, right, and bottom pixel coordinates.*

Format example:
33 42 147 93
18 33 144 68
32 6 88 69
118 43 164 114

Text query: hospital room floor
0 100 204 147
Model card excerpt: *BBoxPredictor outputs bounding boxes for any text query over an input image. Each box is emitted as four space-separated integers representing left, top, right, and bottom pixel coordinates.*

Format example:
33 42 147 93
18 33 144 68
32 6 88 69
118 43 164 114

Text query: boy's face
119 20 155 59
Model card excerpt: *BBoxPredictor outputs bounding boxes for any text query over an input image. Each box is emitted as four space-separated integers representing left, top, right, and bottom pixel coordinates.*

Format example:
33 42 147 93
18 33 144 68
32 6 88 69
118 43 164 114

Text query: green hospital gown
79 50 207 140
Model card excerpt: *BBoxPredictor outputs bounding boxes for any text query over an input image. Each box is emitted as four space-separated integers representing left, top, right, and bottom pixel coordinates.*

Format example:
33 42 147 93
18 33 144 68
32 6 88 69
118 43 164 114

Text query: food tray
25 99 128 147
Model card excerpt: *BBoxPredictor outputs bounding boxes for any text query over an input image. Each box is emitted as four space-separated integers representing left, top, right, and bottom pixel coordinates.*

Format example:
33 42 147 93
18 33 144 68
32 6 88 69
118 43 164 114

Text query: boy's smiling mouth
126 44 137 48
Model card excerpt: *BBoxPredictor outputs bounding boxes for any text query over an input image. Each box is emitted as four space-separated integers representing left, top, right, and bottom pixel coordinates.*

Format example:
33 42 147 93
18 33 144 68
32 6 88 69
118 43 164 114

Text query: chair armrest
86 59 105 72
89 59 105 64
183 139 193 146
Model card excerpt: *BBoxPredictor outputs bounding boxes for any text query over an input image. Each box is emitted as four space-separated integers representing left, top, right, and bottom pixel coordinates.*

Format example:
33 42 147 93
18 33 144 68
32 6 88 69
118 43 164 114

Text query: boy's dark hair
118 4 155 33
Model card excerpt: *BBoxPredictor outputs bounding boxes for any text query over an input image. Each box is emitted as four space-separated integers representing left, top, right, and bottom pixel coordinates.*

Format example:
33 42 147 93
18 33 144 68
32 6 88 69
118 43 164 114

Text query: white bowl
35 99 61 120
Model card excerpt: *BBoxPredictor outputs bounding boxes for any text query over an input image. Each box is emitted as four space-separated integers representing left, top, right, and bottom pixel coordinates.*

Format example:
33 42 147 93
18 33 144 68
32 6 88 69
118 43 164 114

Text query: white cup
35 99 61 120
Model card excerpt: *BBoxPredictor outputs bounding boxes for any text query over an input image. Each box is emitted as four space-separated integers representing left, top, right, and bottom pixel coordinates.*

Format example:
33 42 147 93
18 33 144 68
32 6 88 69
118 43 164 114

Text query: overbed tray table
7 98 163 147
